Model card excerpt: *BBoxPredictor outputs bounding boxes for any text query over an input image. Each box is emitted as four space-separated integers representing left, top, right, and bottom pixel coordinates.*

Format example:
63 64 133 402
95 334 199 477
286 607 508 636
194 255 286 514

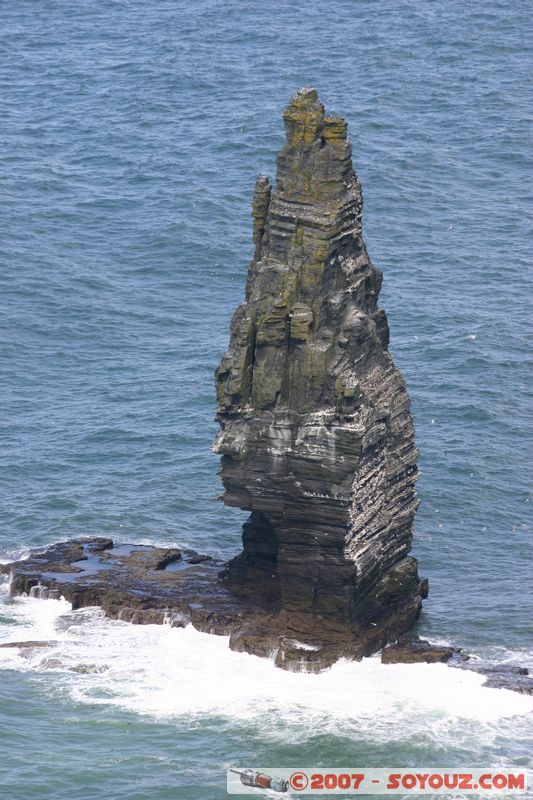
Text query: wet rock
381 636 458 664
4 539 529 686
381 640 532 695
54 609 103 631
39 657 65 669
69 662 109 674
4 536 262 642
37 656 109 674
0 640 58 649
481 666 533 694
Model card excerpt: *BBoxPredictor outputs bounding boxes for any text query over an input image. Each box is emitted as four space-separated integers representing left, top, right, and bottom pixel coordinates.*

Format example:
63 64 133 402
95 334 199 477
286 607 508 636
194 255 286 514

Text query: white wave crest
0 586 531 745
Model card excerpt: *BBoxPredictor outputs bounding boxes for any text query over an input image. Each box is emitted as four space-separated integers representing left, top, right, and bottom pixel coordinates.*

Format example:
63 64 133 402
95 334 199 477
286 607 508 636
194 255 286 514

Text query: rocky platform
1 542 530 691
1 537 422 671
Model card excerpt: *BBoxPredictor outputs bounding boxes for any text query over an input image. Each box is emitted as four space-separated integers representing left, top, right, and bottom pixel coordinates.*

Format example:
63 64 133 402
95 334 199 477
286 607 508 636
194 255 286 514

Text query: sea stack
214 88 426 664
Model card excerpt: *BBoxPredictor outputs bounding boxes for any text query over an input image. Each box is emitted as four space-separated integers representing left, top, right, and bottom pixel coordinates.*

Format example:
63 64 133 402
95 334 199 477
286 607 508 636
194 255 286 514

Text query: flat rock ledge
2 539 530 692
3 537 424 673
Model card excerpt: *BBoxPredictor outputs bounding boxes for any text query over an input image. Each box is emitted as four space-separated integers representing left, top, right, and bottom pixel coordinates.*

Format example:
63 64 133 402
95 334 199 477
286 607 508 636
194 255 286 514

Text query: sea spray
0 584 531 736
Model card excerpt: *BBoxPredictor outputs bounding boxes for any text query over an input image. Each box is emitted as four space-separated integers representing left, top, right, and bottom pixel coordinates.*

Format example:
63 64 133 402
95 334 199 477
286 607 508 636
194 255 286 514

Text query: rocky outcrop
1 538 244 634
3 93 530 687
380 637 533 693
2 90 427 673
214 87 424 653
381 636 459 664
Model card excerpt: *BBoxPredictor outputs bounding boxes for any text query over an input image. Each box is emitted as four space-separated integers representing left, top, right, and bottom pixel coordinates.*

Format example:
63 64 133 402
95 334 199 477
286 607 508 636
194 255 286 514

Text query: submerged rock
481 667 533 695
449 658 533 695
214 87 425 654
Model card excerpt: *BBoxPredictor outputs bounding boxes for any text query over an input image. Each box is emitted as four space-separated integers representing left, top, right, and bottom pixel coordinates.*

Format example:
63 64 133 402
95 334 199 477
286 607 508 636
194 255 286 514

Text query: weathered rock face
214 88 423 641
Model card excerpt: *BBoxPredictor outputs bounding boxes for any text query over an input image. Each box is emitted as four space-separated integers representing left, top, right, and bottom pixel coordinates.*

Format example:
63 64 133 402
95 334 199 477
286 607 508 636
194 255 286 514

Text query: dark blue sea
1 1 532 797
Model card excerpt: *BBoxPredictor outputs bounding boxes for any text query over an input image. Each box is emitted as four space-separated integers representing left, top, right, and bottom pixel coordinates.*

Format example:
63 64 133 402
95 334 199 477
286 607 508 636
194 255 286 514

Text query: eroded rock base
2 538 529 691
3 537 424 673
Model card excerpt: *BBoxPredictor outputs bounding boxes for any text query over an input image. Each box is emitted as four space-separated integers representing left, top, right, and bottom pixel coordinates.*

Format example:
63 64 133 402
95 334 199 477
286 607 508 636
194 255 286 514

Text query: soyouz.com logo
226 767 528 795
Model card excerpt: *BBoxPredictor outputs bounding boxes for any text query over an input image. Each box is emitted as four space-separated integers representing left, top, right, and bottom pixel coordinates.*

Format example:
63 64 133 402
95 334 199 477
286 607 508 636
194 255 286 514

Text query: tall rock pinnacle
214 89 426 664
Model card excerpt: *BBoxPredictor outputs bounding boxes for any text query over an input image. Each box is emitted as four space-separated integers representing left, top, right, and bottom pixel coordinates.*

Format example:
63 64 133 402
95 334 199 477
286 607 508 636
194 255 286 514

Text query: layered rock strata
214 87 425 656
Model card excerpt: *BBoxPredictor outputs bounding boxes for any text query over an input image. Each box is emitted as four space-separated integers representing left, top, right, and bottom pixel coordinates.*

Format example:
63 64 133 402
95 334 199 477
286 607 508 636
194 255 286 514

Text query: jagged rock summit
214 87 426 658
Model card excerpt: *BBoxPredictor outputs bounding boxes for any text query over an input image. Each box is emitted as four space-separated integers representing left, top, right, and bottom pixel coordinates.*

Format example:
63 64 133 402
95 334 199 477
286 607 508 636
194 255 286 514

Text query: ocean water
0 1 531 797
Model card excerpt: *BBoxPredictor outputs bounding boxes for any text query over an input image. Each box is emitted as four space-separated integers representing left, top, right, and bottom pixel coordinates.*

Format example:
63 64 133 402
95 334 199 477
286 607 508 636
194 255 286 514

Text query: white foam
0 585 531 743
0 545 33 566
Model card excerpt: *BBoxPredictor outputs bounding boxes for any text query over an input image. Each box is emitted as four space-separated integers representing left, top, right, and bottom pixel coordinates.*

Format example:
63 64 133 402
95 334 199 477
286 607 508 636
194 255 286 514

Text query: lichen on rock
214 87 425 656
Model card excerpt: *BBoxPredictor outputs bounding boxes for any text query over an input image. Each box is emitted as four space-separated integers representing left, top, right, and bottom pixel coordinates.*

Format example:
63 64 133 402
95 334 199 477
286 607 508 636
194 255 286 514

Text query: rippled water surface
1 1 532 797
